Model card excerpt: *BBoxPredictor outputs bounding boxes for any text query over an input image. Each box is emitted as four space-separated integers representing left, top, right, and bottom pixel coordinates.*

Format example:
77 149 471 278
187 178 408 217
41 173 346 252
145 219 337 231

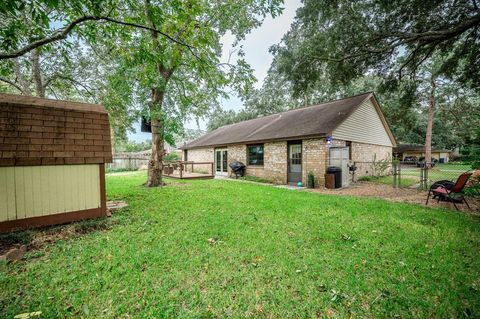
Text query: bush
465 174 480 198
115 139 151 152
471 149 480 169
164 152 180 162
106 167 137 173
370 154 391 176
358 176 373 182
308 172 316 188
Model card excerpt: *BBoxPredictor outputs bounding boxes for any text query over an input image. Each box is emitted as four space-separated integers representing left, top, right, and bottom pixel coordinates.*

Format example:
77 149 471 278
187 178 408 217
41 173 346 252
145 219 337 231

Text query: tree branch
393 12 480 42
323 12 480 64
47 74 97 99
0 77 27 94
0 15 197 60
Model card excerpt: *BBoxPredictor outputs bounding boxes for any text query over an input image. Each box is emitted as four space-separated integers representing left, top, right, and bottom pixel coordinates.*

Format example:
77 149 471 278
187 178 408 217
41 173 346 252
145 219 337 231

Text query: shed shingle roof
0 93 112 166
182 92 374 149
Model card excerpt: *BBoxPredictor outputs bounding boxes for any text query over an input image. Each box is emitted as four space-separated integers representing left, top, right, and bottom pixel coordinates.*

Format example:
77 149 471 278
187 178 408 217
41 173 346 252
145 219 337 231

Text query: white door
288 143 302 183
329 147 350 187
215 149 228 176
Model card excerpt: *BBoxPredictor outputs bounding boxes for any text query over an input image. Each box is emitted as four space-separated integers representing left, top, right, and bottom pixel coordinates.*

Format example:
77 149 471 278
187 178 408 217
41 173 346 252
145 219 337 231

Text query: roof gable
332 95 396 147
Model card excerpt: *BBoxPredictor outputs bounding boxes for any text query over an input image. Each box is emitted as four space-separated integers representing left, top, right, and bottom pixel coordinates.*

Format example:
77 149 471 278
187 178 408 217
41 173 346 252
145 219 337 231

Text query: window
248 144 264 166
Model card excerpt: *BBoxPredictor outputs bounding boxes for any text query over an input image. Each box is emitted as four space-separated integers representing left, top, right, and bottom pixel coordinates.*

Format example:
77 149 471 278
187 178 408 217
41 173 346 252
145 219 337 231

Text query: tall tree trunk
13 59 32 95
110 126 116 157
425 77 436 167
146 88 166 187
31 49 44 97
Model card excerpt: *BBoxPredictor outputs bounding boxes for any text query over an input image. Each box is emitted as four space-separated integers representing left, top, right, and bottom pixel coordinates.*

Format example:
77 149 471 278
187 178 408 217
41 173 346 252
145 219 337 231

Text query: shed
0 94 112 232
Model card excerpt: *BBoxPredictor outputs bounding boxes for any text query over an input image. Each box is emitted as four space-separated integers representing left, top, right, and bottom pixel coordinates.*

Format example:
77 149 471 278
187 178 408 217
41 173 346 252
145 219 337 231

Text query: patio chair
425 172 472 210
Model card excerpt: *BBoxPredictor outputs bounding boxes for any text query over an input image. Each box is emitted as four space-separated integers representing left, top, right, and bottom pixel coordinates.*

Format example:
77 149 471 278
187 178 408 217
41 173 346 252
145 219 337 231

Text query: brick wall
351 142 391 162
183 148 214 173
183 139 391 186
0 99 112 166
351 142 392 178
263 141 288 184
302 139 328 187
301 139 392 187
225 142 287 184
227 145 246 175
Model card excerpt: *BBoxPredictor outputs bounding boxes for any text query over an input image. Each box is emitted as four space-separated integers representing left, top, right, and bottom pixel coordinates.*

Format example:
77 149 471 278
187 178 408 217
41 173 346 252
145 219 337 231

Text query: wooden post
393 161 397 188
180 163 183 179
398 163 401 188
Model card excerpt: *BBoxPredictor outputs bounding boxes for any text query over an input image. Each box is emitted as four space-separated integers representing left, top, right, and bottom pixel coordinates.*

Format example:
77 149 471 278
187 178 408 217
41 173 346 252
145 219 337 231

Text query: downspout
304 140 307 186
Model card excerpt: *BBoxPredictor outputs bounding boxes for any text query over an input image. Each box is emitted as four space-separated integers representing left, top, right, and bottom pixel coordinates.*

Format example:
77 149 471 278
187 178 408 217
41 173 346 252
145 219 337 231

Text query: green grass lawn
401 163 473 184
358 175 419 187
1 171 480 318
356 163 474 189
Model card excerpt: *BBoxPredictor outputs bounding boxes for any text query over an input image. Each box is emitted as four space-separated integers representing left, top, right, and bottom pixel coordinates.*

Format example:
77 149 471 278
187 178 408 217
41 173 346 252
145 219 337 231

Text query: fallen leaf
82 304 90 316
14 311 42 319
326 308 335 318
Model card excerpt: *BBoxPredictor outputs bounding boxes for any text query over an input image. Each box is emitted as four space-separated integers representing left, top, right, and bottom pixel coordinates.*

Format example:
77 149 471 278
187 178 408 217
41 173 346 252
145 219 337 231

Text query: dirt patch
307 182 479 213
0 217 114 257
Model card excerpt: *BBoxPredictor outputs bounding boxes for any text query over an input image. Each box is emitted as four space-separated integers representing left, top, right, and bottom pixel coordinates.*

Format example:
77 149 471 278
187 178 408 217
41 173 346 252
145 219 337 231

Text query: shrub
471 149 480 169
358 175 373 182
465 174 480 198
106 167 137 173
308 172 316 188
164 152 180 162
370 154 391 176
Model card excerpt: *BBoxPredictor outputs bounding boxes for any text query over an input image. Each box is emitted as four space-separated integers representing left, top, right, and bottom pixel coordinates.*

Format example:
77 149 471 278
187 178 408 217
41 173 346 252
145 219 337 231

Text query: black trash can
327 166 342 188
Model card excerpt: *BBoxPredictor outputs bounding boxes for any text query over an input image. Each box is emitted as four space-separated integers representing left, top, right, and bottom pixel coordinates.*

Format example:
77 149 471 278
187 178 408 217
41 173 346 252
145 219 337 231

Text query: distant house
0 94 112 231
393 144 451 163
181 92 396 187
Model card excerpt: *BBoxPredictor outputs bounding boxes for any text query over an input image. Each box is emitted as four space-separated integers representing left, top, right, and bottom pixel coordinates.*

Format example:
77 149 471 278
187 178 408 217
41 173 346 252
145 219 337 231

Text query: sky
128 0 302 143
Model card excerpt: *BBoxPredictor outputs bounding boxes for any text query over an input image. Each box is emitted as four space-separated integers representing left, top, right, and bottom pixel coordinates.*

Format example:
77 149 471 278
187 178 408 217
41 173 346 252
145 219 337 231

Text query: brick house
181 92 396 187
0 94 112 231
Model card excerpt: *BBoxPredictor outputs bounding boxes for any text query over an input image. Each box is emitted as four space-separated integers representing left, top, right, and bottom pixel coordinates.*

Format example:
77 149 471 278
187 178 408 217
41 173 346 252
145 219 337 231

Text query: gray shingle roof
182 92 373 149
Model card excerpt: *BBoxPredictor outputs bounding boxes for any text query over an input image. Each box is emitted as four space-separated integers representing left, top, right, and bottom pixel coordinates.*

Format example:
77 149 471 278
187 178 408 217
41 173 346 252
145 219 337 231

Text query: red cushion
433 187 448 194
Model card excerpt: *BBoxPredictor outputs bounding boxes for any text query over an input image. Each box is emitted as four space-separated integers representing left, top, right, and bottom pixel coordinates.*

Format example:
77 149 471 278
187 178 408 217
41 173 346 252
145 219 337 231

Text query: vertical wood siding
0 167 16 222
0 165 100 222
332 98 393 147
